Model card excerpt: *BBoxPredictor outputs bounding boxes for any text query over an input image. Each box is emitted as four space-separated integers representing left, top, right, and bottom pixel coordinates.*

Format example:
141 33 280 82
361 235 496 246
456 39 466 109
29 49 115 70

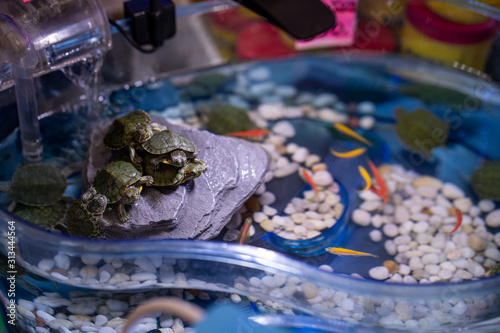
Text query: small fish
370 185 387 206
366 159 389 202
448 208 462 235
330 147 367 159
326 247 378 257
333 123 373 146
227 129 269 137
238 217 253 244
300 167 318 194
358 165 371 192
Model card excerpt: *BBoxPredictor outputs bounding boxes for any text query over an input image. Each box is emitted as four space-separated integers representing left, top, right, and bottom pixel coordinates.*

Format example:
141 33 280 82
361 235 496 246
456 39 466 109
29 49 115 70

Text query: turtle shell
143 153 186 186
143 155 207 186
13 201 67 230
471 161 500 201
207 105 253 135
10 164 67 206
103 110 152 150
395 108 449 158
66 200 100 238
92 160 143 204
142 130 197 156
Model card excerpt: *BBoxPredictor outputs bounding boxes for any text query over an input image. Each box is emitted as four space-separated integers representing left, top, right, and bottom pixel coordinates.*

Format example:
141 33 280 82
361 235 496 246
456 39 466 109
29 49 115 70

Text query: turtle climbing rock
143 154 207 187
92 160 153 222
395 108 449 158
66 186 107 238
141 129 198 168
103 110 154 166
66 199 102 238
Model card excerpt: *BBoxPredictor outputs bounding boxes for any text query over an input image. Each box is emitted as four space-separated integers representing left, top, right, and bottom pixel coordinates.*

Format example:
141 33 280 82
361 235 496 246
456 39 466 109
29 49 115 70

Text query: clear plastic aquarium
1 0 500 332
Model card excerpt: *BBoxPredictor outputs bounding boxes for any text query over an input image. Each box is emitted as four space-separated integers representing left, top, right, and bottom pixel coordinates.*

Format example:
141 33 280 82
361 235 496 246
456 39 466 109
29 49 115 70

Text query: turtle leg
137 176 154 186
117 203 130 222
129 147 143 166
149 155 166 170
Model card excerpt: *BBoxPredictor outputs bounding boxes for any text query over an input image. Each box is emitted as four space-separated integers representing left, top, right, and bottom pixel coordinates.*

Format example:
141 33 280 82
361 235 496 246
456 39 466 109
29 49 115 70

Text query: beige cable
123 297 206 333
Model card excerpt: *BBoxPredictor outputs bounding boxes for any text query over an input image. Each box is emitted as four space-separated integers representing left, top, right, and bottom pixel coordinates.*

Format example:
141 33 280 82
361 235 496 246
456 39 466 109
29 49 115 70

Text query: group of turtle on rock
66 110 207 238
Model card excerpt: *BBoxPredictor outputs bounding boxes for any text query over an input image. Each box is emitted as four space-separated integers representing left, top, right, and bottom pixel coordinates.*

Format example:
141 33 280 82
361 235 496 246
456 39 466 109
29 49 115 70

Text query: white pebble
352 209 371 226
416 186 438 199
485 210 500 228
259 192 276 206
272 120 295 138
369 229 383 242
54 253 71 270
359 116 376 130
442 183 465 199
412 221 429 234
312 170 334 187
262 205 278 216
478 199 495 213
98 328 116 333
394 206 410 223
38 259 55 271
94 315 108 327
369 266 390 280
484 247 500 261
383 224 399 238
291 147 309 163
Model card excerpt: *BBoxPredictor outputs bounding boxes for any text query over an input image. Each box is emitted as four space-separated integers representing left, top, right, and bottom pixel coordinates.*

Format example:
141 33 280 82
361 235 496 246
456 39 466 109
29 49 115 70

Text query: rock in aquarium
84 115 268 240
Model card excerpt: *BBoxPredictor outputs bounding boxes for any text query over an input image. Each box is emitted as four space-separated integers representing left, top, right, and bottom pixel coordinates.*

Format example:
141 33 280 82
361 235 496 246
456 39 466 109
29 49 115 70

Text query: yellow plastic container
401 1 498 70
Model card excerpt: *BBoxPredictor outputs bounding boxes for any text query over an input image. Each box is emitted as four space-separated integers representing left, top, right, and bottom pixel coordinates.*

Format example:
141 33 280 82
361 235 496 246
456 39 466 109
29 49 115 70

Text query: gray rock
84 117 268 240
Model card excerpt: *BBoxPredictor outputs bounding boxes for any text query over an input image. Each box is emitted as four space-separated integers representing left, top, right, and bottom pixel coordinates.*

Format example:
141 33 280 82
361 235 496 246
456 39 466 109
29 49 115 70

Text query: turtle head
135 124 153 144
121 186 141 204
87 194 107 216
81 186 98 202
169 150 187 167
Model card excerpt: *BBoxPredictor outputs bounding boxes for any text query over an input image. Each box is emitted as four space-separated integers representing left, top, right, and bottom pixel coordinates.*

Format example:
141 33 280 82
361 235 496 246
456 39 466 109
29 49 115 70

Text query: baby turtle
395 108 449 158
471 161 500 201
103 110 154 166
142 129 198 168
0 163 72 208
92 160 153 222
486 263 500 277
12 201 68 230
143 154 207 187
206 104 254 135
182 72 231 99
66 200 101 238
66 187 107 238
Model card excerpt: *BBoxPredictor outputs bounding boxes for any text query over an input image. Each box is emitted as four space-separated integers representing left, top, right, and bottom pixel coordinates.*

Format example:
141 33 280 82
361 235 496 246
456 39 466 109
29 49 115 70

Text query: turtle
0 163 77 209
394 108 449 158
143 153 207 187
103 110 154 166
66 199 102 238
65 186 107 238
206 104 254 136
12 201 68 230
486 263 500 277
141 129 198 169
92 160 154 222
471 161 500 201
181 72 231 99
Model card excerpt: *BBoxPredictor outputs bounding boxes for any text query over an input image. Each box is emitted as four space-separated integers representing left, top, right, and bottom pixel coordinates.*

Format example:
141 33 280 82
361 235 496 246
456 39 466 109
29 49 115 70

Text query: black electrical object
237 0 335 40
124 0 175 47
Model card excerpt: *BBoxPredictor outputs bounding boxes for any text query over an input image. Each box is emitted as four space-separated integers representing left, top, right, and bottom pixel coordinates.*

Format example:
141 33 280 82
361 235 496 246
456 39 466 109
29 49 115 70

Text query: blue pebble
179 102 196 118
295 92 315 105
259 95 283 105
249 82 275 97
163 107 182 118
227 96 250 110
334 101 347 112
275 85 297 98
358 101 376 114
313 92 338 108
247 66 271 81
